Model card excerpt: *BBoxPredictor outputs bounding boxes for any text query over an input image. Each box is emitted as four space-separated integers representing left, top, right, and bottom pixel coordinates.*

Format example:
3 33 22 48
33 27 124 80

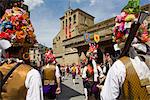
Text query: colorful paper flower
0 6 37 46
45 50 57 64
125 14 136 22
0 32 10 40
16 31 26 41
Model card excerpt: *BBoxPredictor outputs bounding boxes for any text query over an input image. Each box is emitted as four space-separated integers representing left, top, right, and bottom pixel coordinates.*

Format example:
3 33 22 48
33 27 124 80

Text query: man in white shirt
100 1 150 99
82 43 105 100
43 49 61 99
0 39 44 100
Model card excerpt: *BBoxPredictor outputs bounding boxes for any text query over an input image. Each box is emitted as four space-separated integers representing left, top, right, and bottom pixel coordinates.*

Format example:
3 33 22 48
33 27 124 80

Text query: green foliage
123 0 140 14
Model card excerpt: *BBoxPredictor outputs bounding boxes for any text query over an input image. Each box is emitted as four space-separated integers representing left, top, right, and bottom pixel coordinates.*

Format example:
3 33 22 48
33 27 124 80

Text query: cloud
72 0 97 6
34 18 60 47
81 0 127 22
89 0 97 6
76 0 81 3
24 0 44 10
30 7 60 47
71 0 81 3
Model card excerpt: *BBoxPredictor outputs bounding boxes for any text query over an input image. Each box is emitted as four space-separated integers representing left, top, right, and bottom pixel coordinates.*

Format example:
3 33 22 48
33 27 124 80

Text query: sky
24 0 150 48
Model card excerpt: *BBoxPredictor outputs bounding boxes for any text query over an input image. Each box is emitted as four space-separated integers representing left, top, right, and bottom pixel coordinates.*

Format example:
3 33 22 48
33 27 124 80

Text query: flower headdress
86 43 98 60
112 0 149 46
45 49 57 64
0 7 36 46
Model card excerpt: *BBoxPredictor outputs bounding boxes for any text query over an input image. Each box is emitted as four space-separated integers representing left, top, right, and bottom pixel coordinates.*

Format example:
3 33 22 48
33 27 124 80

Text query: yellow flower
94 33 100 43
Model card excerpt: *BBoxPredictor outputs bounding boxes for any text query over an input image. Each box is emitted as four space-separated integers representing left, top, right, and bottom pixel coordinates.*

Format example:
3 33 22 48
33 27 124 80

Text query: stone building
53 4 150 66
53 8 95 65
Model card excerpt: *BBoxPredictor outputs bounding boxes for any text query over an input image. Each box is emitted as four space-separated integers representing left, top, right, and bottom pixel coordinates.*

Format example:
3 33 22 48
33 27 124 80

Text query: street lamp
120 11 150 57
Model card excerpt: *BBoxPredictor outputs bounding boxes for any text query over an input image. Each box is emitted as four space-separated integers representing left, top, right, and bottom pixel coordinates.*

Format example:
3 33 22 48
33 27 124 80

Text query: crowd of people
55 47 114 100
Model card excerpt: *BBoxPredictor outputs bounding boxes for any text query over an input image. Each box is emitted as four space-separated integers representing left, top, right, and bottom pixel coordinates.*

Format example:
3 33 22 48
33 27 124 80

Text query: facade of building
53 4 150 66
53 8 95 65
29 43 49 66
29 44 42 67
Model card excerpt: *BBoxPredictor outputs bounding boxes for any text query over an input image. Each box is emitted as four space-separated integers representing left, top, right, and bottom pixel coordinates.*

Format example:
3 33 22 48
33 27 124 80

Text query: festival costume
43 50 61 99
82 43 103 100
101 55 150 99
71 66 76 79
120 56 150 99
66 67 69 73
0 62 31 100
0 1 43 100
101 0 150 99
43 64 56 99
82 60 102 100
0 61 43 100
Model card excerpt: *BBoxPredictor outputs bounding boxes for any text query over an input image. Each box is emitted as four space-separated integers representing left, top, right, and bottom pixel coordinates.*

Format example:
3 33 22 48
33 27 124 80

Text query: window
62 21 64 29
73 14 76 24
69 17 71 23
84 16 87 25
66 19 67 27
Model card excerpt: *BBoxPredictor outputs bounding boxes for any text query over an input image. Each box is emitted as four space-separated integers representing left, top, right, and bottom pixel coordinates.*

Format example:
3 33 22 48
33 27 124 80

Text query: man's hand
55 87 61 94
96 84 103 90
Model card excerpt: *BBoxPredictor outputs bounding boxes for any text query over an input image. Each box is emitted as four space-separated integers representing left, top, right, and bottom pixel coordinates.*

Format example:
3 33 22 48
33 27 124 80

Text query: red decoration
69 23 72 38
45 50 56 64
0 32 10 40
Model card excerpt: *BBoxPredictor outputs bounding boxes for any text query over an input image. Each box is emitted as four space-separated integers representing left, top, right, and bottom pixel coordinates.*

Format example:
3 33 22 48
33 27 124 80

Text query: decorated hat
112 0 150 47
86 43 98 60
122 0 140 14
45 49 57 64
0 6 36 46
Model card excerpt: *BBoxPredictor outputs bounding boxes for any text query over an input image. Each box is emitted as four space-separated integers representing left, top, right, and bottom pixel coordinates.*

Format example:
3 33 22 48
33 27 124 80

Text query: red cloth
45 50 56 64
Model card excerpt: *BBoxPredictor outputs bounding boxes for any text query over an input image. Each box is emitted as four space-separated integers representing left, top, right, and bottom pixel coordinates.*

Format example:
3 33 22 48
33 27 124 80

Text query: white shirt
82 60 104 82
55 65 61 78
25 69 44 100
100 56 150 100
114 44 120 51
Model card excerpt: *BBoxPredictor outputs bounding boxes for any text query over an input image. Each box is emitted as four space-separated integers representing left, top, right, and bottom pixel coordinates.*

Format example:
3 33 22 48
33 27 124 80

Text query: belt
44 80 55 85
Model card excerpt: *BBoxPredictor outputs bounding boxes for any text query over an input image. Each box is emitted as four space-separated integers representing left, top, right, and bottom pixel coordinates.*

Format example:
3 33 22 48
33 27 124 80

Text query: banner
94 33 100 43
69 23 72 38
84 33 90 43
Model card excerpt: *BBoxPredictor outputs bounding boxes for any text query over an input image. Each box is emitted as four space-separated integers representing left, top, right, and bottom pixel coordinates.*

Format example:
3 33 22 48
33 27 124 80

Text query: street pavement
56 74 85 100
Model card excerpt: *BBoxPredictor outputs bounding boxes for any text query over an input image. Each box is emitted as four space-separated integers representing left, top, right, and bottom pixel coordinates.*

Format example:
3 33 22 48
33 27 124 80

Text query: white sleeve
82 66 87 79
25 69 44 100
55 65 61 78
92 60 99 81
100 60 126 100
97 66 104 78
